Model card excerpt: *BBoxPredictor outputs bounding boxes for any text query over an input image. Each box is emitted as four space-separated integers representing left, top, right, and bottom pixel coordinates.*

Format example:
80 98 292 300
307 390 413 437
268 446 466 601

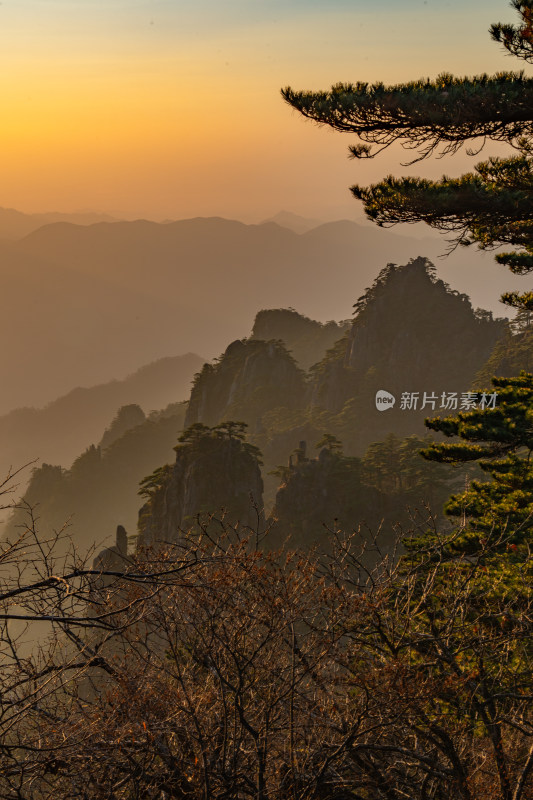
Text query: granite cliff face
138 424 264 546
250 309 349 370
185 339 307 430
6 263 509 557
309 258 508 451
314 258 507 411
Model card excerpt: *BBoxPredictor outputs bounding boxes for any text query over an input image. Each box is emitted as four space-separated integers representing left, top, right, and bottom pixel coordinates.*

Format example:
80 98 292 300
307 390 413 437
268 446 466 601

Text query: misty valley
2 254 511 555
3 0 533 794
1 209 531 799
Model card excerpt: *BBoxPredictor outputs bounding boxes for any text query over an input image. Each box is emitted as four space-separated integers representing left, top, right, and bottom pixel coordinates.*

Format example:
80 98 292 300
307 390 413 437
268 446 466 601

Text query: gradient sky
0 0 526 221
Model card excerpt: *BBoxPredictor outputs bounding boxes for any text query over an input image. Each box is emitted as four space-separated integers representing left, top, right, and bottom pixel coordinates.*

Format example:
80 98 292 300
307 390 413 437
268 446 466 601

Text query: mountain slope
310 258 508 453
4 264 507 555
3 402 189 553
2 215 525 412
0 206 119 239
0 353 203 488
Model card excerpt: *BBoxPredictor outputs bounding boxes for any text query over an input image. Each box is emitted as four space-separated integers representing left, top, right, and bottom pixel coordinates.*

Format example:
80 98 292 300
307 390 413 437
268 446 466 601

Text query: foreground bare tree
0 517 524 800
322 521 533 800
0 476 530 800
0 482 216 798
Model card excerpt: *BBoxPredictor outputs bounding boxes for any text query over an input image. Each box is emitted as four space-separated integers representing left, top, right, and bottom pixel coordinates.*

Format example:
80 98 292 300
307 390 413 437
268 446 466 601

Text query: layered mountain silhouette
0 206 119 240
1 215 527 412
0 353 203 499
259 210 323 233
4 258 512 554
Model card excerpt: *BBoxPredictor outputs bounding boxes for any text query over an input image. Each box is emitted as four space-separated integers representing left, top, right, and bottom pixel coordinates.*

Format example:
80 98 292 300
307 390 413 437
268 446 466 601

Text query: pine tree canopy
491 0 533 62
421 373 533 552
282 1 533 309
282 73 533 161
351 160 533 263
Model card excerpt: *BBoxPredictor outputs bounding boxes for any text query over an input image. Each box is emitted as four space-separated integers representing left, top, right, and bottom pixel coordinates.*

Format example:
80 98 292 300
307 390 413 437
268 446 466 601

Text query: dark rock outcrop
185 339 307 430
268 442 387 550
93 524 129 572
309 257 508 452
138 426 264 546
250 309 349 370
92 525 130 592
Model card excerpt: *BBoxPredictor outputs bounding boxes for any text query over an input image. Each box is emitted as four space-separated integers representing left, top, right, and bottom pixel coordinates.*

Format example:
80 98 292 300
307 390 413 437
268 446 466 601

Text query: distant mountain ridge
0 206 120 240
0 353 203 492
5 264 510 556
0 214 528 412
260 210 324 233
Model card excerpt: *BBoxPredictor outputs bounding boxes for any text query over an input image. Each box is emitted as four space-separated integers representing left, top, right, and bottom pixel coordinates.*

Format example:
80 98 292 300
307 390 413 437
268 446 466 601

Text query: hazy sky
0 0 525 221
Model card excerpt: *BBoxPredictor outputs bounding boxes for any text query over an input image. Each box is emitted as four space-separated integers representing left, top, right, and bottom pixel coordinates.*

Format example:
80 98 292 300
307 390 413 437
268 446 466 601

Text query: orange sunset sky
0 0 524 223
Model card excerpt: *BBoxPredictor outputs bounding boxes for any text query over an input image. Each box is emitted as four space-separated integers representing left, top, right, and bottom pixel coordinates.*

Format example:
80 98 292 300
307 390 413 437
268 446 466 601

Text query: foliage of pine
282 2 533 310
421 373 533 558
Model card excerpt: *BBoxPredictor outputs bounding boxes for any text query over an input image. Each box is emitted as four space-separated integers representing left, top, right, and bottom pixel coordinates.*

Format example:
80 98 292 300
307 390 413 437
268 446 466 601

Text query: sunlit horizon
0 0 524 222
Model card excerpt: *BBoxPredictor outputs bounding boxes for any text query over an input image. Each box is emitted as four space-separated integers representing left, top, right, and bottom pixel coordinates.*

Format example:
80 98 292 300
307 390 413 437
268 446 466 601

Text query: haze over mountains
1 211 526 413
260 210 324 233
4 258 513 554
0 353 203 493
0 206 119 240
